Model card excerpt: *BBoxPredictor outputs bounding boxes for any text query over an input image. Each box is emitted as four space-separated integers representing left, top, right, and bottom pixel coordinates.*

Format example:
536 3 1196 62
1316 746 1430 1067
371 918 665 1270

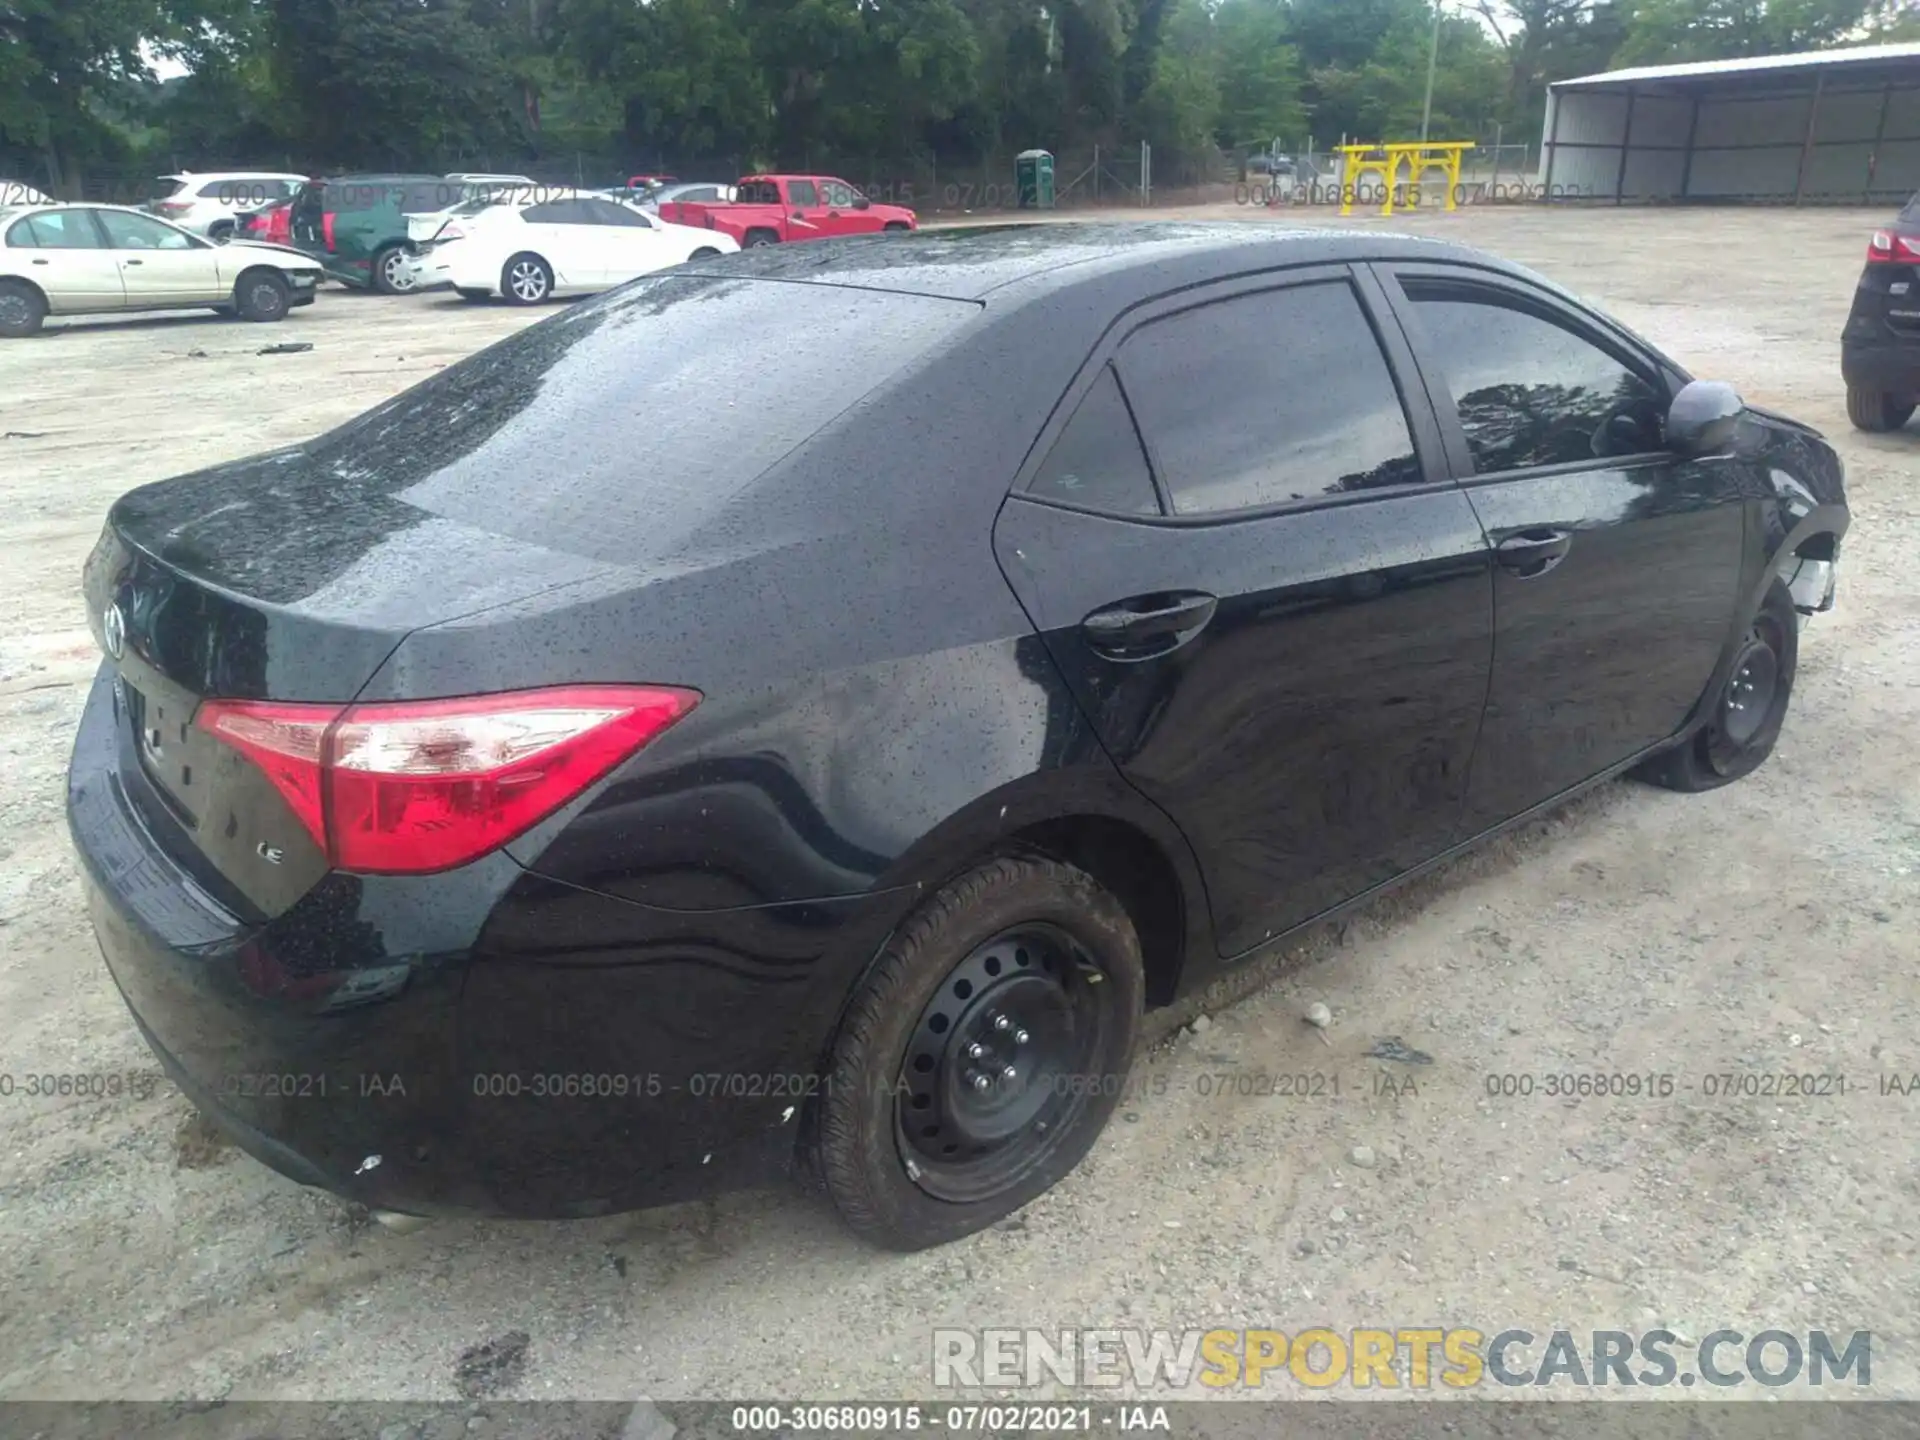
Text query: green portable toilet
1015 150 1055 209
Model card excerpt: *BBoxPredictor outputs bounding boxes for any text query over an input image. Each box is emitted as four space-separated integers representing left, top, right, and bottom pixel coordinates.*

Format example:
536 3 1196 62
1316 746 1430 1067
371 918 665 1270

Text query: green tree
1212 0 1305 149
1136 0 1218 154
0 0 228 190
269 0 521 168
1616 0 1903 63
560 0 766 164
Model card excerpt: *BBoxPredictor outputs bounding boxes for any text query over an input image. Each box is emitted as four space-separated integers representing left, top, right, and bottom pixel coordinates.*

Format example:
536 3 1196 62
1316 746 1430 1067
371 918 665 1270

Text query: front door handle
123 259 144 266
1081 592 1218 660
1495 527 1573 578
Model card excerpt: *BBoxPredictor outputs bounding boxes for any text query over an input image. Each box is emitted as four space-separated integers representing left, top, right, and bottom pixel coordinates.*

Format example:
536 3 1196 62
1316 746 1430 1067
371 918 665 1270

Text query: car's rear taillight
197 685 700 874
1868 230 1920 264
321 211 336 251
153 199 192 215
264 204 292 245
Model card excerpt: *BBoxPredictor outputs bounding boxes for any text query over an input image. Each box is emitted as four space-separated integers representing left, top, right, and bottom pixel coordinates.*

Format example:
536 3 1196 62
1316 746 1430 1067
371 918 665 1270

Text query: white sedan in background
417 192 739 304
0 203 323 337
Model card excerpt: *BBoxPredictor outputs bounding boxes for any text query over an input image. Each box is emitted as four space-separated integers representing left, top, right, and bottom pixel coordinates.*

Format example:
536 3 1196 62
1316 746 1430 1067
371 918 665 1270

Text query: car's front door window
1401 283 1667 472
787 181 819 209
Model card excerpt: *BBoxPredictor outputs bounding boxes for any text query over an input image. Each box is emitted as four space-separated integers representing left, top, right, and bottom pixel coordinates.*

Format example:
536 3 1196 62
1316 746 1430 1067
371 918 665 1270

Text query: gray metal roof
1551 40 1920 93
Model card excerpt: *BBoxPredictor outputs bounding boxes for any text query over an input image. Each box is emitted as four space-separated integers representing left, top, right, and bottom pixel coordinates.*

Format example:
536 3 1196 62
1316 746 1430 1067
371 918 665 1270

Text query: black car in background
69 224 1849 1250
1842 190 1920 432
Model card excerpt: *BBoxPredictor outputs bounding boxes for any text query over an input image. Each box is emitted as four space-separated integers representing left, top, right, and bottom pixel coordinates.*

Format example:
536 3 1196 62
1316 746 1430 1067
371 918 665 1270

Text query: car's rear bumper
68 665 900 1219
1841 334 1920 394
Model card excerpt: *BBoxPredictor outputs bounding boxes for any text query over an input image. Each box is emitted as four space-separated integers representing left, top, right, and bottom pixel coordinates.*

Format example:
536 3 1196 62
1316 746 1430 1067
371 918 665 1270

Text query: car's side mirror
1666 379 1745 457
853 195 870 210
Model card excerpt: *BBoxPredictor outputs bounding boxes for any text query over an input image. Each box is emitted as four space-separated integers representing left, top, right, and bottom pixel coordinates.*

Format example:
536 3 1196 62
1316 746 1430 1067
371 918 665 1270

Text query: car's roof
675 220 1516 304
161 170 306 180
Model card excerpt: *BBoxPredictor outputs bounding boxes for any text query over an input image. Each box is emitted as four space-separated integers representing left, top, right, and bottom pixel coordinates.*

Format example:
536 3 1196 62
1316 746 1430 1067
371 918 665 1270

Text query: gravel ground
1 205 1917 1412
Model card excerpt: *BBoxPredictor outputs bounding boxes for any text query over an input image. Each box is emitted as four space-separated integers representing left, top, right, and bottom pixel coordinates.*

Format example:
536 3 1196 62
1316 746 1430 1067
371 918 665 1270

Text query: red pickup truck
656 174 917 247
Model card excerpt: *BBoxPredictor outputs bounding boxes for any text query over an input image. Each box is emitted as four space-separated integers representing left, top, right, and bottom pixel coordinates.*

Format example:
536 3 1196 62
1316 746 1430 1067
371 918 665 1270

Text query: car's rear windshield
309 275 977 564
150 177 189 201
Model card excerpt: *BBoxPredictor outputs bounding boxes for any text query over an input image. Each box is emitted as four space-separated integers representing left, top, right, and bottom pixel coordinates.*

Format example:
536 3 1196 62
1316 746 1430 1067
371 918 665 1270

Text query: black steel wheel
1637 580 1798 793
233 269 291 322
815 855 1143 1250
894 922 1119 1203
0 279 47 338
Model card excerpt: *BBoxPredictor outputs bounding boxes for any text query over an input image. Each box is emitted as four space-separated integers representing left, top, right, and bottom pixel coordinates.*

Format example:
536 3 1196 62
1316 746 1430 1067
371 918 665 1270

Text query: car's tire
1636 580 1798 793
501 253 553 305
233 268 291 323
814 854 1144 1251
883 221 911 232
689 246 722 260
370 244 414 296
1845 383 1916 433
0 279 47 338
742 229 779 248
455 287 491 302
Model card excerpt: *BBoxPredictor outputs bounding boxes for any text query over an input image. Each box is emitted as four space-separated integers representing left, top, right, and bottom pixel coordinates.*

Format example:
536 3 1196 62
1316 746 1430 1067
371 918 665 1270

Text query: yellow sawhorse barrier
1334 142 1472 216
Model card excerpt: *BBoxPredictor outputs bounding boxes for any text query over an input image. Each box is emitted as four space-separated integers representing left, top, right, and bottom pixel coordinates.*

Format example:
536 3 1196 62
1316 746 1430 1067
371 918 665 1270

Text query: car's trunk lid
83 445 625 919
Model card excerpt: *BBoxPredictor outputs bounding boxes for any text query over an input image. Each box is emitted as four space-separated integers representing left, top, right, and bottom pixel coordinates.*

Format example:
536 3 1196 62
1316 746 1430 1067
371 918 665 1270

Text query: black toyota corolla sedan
70 223 1849 1249
1842 189 1920 432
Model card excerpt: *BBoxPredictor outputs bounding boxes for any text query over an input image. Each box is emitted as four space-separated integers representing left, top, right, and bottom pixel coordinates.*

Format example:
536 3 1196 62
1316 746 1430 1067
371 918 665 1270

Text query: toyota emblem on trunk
102 602 126 661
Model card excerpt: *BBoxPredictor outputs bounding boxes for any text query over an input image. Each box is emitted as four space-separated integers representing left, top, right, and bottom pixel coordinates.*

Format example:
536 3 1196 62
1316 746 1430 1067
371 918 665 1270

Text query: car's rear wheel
0 279 47 338
371 244 414 296
1845 383 1916 433
815 855 1143 1250
1636 581 1797 793
233 269 291 322
742 230 779 248
883 222 911 232
502 253 554 305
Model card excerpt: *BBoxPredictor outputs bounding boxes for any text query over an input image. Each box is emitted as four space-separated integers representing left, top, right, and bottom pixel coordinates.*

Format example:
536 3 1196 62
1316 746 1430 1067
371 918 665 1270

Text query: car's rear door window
1115 280 1423 515
584 199 650 227
1027 366 1161 516
20 210 103 249
1401 279 1666 473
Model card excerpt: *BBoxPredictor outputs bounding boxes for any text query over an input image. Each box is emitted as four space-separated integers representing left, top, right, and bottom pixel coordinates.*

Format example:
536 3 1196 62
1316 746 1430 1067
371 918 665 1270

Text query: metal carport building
1540 42 1920 204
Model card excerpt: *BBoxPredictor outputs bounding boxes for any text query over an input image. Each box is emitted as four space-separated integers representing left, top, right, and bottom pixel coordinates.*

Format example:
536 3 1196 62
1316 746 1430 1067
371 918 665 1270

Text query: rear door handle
1081 592 1218 660
123 259 143 266
1495 527 1573 577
